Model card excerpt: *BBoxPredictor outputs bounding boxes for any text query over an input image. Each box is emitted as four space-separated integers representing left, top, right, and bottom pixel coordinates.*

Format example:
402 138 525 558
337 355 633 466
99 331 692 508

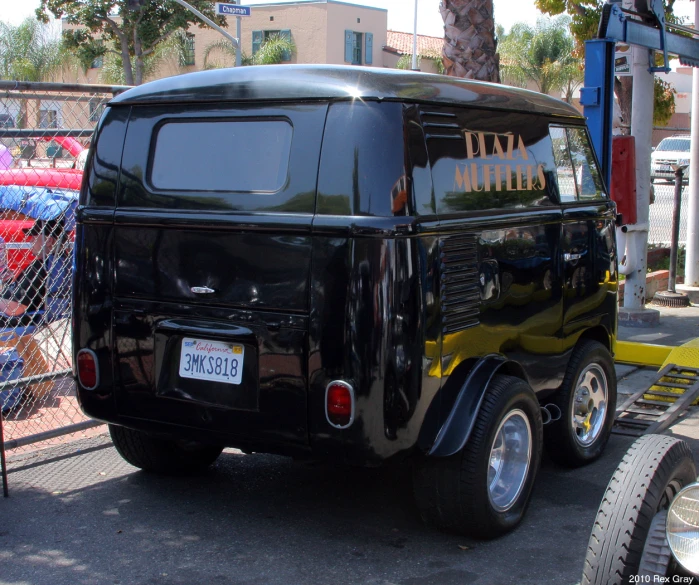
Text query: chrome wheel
572 364 608 447
488 409 532 512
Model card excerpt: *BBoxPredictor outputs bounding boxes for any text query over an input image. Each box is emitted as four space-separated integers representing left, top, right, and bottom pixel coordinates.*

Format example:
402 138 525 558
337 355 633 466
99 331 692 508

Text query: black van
73 65 618 539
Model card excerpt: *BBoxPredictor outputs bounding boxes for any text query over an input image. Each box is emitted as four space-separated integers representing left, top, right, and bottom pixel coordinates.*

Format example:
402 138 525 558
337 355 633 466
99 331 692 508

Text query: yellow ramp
615 341 673 368
644 338 699 404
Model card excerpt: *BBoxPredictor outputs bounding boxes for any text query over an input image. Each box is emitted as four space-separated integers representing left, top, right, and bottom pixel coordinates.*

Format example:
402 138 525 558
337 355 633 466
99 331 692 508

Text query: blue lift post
586 2 699 416
581 39 617 188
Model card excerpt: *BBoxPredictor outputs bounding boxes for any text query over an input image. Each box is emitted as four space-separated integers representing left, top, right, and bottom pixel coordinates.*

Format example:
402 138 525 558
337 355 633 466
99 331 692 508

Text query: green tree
203 33 295 68
0 18 69 82
440 0 499 81
654 77 676 126
499 16 579 97
0 18 76 128
97 29 195 84
395 53 446 74
36 0 226 85
251 33 295 65
535 0 679 130
560 58 585 104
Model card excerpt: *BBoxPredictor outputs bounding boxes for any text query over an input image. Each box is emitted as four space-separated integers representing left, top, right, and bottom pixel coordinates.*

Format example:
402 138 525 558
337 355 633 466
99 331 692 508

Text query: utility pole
679 0 699 298
412 0 419 71
236 16 242 67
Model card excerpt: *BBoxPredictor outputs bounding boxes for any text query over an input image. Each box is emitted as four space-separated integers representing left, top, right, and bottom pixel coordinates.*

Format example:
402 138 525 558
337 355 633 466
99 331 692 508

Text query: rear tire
545 340 617 467
581 434 696 585
109 424 224 474
413 374 543 539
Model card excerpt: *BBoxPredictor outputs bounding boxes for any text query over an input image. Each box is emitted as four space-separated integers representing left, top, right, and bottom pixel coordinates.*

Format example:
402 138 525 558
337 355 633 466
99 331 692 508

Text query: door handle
191 286 215 294
564 253 582 262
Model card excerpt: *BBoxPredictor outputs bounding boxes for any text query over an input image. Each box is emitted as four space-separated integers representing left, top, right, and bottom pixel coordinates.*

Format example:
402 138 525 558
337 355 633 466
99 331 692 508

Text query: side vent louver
420 109 462 141
440 234 480 334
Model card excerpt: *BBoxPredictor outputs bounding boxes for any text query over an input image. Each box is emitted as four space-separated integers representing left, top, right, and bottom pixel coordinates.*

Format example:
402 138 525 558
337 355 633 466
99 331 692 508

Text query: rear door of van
112 102 327 448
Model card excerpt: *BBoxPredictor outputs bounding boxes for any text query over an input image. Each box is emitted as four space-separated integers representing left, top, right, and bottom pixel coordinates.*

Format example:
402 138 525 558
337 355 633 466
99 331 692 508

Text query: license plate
179 337 245 385
659 165 672 171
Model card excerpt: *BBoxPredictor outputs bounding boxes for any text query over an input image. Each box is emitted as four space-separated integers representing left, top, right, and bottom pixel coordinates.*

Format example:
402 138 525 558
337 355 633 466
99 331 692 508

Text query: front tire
413 374 543 539
109 424 224 474
545 340 617 467
582 434 696 585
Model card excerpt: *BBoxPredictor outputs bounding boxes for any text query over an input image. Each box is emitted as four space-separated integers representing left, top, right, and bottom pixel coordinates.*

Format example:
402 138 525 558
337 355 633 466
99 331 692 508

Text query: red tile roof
385 30 443 58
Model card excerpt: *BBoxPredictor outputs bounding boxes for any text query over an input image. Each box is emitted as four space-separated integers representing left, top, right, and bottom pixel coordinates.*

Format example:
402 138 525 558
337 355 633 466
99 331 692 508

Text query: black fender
421 354 528 458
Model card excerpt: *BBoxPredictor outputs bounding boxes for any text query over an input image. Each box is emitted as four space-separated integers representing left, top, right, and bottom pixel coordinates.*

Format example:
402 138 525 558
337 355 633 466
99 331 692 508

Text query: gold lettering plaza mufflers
454 131 546 193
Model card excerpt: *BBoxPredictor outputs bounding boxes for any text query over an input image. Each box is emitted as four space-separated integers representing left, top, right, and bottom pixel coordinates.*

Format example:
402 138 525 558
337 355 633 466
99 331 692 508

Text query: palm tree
396 53 446 74
204 34 295 69
499 16 580 98
97 30 190 85
0 18 76 129
0 18 69 82
440 0 499 82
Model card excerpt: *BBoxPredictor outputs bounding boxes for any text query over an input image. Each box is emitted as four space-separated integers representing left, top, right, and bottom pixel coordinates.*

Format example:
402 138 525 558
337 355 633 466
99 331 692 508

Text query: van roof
111 64 582 118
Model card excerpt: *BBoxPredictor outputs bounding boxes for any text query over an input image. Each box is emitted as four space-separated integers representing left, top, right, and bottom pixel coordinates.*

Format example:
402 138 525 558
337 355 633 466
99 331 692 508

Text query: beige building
70 1 449 84
383 30 443 74
156 0 389 77
44 1 444 138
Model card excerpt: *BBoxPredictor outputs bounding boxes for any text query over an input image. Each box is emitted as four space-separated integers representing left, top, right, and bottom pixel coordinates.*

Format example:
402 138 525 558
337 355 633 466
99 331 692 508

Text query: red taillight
77 349 99 390
325 381 354 428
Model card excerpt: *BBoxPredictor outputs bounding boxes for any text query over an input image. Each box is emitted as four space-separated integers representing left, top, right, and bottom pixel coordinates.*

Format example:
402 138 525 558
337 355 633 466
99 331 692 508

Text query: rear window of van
150 119 292 192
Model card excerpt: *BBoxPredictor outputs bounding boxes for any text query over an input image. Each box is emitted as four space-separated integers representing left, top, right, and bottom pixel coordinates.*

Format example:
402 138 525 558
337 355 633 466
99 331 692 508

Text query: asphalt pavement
2 304 699 585
1 431 642 585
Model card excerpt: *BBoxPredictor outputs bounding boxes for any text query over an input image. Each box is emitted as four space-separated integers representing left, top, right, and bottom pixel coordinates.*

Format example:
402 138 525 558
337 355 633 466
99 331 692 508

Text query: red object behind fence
0 169 83 191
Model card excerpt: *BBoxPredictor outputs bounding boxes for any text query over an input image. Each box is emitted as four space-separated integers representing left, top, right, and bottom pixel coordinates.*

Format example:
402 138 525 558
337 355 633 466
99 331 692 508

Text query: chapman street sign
215 2 252 16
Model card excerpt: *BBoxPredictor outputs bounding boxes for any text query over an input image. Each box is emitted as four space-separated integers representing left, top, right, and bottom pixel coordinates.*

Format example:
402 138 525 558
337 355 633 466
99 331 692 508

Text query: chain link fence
648 181 688 246
0 83 128 484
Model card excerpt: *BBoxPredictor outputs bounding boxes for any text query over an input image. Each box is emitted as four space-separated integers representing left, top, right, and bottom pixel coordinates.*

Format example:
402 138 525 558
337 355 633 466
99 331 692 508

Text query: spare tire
582 434 696 585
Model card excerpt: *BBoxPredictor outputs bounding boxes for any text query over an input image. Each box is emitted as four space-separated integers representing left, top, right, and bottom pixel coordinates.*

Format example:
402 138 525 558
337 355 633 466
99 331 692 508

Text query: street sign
215 2 251 16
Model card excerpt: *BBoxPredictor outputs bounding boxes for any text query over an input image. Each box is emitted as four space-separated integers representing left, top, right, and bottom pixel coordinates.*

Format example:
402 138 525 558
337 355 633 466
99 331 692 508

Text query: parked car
73 65 619 539
651 135 692 183
582 434 699 584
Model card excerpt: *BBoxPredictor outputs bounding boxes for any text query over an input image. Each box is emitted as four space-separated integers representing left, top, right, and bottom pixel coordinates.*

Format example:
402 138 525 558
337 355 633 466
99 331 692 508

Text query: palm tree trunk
440 0 499 82
615 76 633 136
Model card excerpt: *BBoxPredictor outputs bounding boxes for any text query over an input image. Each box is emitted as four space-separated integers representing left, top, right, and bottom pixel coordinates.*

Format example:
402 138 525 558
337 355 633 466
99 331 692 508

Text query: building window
180 33 195 67
39 109 58 129
89 98 106 123
252 29 292 61
345 31 372 65
352 32 362 64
